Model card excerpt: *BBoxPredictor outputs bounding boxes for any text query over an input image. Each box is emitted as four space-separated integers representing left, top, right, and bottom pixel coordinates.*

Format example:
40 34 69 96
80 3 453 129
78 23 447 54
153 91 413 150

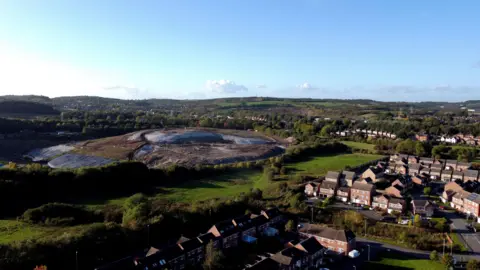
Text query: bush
430 250 438 261
22 203 100 226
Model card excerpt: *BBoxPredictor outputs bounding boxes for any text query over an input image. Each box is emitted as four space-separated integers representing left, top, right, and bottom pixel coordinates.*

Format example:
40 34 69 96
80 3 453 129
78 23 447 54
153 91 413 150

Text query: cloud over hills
205 80 248 93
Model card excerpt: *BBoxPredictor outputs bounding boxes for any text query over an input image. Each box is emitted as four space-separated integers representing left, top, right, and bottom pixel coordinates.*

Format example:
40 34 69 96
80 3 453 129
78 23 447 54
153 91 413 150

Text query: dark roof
446 159 458 165
342 170 356 180
465 170 479 178
325 171 340 180
198 232 216 244
296 237 324 255
271 247 305 265
232 214 256 230
430 168 442 174
389 197 405 205
94 256 135 270
251 214 268 226
299 224 356 242
262 208 281 219
441 170 453 176
420 157 434 162
466 193 480 204
338 186 350 192
136 245 184 268
176 236 190 244
178 238 203 252
352 181 374 192
452 171 464 177
411 199 430 208
457 162 472 168
320 181 338 190
214 219 240 237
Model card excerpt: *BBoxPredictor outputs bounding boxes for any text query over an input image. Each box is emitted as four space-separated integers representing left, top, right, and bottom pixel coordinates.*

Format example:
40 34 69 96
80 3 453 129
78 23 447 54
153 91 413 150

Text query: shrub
430 250 438 261
22 203 100 225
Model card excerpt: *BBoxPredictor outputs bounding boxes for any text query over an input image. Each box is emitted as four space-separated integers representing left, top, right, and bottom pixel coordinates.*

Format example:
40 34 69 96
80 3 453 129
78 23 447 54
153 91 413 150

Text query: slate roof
342 170 356 180
299 224 356 243
325 171 340 181
389 197 405 205
320 181 338 190
409 163 422 170
271 247 305 265
430 164 443 170
466 193 480 204
211 219 239 237
296 237 324 255
94 256 136 270
197 232 216 244
465 170 479 178
178 238 203 252
352 181 374 192
430 168 442 175
232 214 256 231
262 208 281 219
136 245 184 268
457 162 472 168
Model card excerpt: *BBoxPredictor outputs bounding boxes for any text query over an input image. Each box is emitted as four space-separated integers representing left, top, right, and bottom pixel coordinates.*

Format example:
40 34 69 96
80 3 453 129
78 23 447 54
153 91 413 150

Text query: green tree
467 259 480 270
441 254 454 268
430 250 438 261
414 214 422 227
415 142 426 157
203 241 224 270
424 187 432 196
285 220 295 232
320 124 334 137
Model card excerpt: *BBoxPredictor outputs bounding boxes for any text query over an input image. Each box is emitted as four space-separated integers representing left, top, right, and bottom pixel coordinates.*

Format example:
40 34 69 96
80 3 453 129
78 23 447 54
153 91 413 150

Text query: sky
1 0 480 102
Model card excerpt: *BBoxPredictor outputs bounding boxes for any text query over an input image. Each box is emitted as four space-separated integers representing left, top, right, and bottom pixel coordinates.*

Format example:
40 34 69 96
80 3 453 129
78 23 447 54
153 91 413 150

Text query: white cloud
297 82 318 90
256 84 267 88
205 80 248 93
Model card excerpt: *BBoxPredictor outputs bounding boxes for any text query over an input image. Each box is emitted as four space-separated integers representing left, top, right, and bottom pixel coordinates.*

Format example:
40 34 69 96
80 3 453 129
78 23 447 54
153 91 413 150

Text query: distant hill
0 101 59 115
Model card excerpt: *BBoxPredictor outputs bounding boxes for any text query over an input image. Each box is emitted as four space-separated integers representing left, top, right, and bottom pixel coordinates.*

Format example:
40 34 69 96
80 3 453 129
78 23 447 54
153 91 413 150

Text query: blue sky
0 0 479 101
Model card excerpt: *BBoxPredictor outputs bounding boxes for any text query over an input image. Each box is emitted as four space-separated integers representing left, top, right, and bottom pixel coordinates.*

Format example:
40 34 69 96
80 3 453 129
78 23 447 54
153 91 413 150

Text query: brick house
350 182 375 206
197 232 220 249
261 208 284 227
385 184 404 198
342 170 356 187
451 191 470 211
372 194 390 210
457 162 472 172
299 224 356 255
388 197 406 214
361 167 384 183
408 163 422 176
464 170 479 182
387 163 397 174
318 181 338 198
249 214 270 236
335 187 350 202
420 157 434 166
445 159 458 171
208 220 240 249
412 174 428 186
430 168 442 181
464 193 480 222
452 171 464 182
433 159 446 166
411 200 434 217
441 190 456 204
177 238 205 266
415 134 430 142
441 169 453 182
444 181 463 193
304 182 320 197
271 246 308 270
293 237 326 268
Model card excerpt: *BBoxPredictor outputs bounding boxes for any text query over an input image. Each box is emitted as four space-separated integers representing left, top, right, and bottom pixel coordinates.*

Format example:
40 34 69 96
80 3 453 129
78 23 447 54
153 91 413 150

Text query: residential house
372 194 390 210
430 168 442 181
387 163 397 174
342 170 356 187
294 237 325 268
408 163 422 176
441 169 453 182
444 181 464 193
177 238 205 266
464 193 480 222
271 246 307 270
452 171 464 182
250 214 275 237
441 190 456 204
361 167 384 183
325 171 340 183
304 182 320 197
411 200 435 217
392 178 412 189
433 159 446 166
457 162 472 172
420 157 434 166
261 208 284 227
336 187 350 202
388 197 406 214
395 164 408 175
197 232 220 249
431 163 444 170
408 156 419 164
412 174 428 186
232 215 257 241
350 182 375 206
208 220 240 249
464 170 479 182
135 245 186 270
451 191 470 211
445 160 458 171
299 224 356 255
465 138 477 146
318 181 338 198
415 134 430 142
385 184 404 198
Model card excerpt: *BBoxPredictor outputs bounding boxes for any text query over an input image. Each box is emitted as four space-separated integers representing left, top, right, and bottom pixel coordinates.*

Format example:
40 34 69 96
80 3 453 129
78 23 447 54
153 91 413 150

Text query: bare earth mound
44 128 286 168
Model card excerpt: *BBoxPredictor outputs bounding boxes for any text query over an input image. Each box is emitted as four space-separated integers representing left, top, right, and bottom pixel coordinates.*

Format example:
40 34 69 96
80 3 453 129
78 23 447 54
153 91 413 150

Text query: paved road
442 210 480 253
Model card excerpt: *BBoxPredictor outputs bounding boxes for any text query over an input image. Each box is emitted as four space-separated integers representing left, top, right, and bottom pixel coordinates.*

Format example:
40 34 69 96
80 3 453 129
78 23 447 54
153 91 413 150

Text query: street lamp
76 250 78 270
367 244 371 261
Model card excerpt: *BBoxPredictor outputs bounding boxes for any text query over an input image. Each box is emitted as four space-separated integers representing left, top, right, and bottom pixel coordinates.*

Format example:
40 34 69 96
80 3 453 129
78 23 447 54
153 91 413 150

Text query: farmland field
286 153 384 176
340 141 376 151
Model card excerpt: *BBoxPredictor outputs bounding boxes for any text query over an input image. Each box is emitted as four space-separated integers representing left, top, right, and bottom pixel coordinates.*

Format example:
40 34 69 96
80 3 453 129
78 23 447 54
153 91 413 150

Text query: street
443 210 480 254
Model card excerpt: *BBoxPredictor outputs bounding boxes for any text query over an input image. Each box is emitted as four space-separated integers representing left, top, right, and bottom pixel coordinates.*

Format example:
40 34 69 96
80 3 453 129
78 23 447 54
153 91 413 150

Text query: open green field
364 251 444 270
286 153 384 176
341 141 376 151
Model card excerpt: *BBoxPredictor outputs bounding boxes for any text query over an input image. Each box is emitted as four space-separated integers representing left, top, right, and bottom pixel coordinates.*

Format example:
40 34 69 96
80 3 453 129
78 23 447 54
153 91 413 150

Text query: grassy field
364 251 444 270
286 153 384 176
340 141 376 151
